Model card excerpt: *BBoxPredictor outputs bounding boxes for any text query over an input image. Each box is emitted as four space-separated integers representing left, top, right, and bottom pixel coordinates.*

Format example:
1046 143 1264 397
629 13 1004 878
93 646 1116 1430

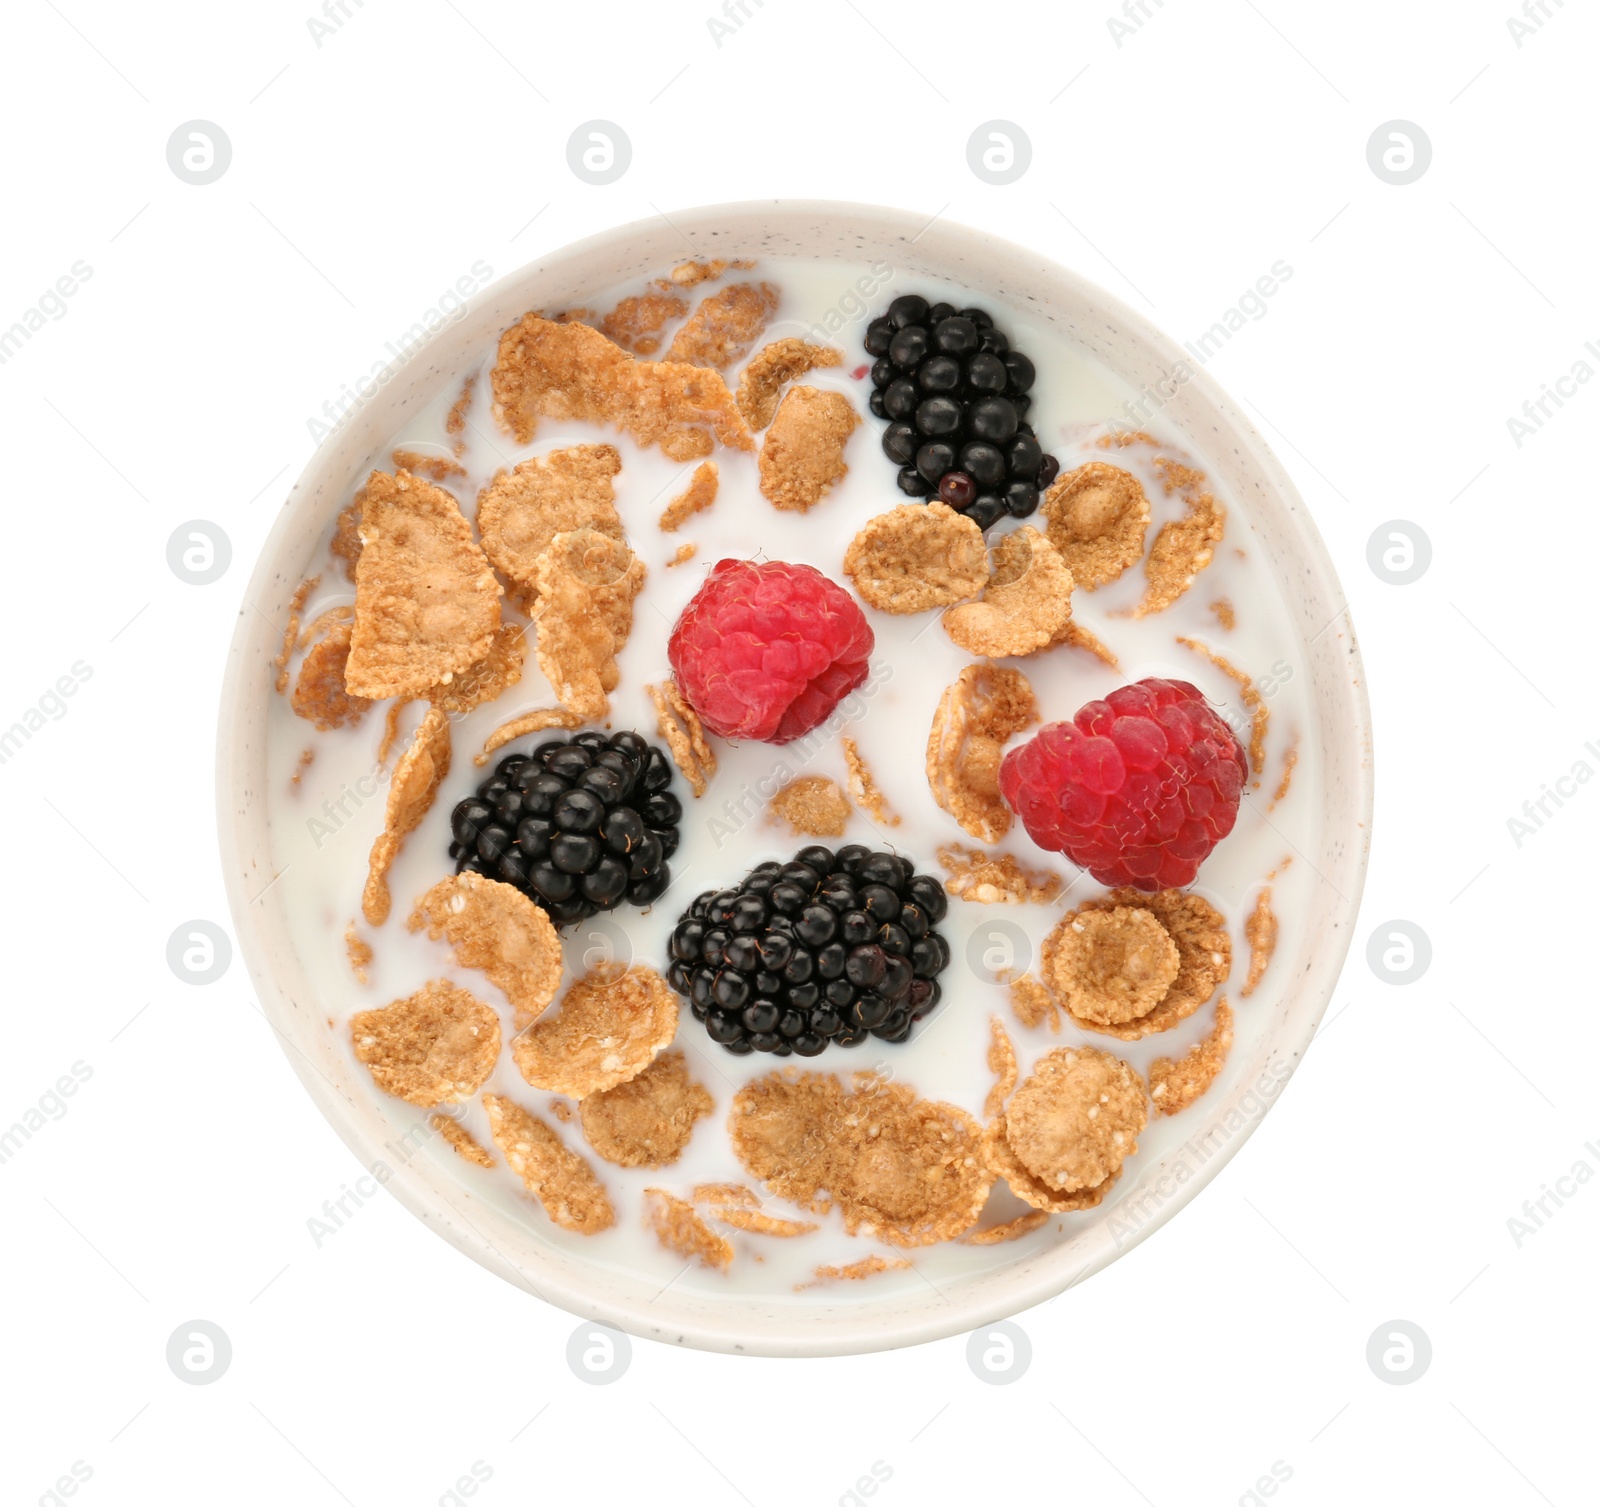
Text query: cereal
842 502 987 614
344 470 502 701
961 1211 1051 1245
483 1094 615 1234
666 281 780 369
510 964 678 1097
362 708 452 926
530 529 646 720
802 1255 913 1287
377 701 406 764
937 844 1062 905
657 257 753 289
475 705 584 767
1004 1046 1147 1192
758 386 859 512
842 737 898 827
667 543 697 568
1177 635 1267 779
350 979 500 1107
578 1050 713 1168
292 617 372 730
1210 598 1236 631
1057 620 1120 669
344 922 371 984
444 371 476 446
598 291 688 355
1148 999 1234 1116
736 338 844 430
1270 743 1298 810
644 1188 734 1271
292 747 313 783
647 679 717 798
710 1205 819 1238
391 447 467 481
942 527 1074 658
1134 458 1225 617
658 461 718 532
1062 888 1232 1039
273 575 319 694
1009 973 1060 1032
1047 906 1181 1027
1242 888 1278 998
985 1015 1018 1120
430 1112 495 1167
1040 462 1150 590
691 1183 759 1209
331 498 364 582
982 1117 1122 1213
769 775 851 837
297 603 355 651
477 444 625 605
926 664 1038 843
730 1071 991 1247
409 872 564 1029
425 621 527 715
491 314 754 458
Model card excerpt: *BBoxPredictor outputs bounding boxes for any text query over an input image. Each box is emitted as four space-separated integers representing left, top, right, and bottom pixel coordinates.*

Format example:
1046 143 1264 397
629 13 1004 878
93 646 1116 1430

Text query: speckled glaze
216 202 1372 1357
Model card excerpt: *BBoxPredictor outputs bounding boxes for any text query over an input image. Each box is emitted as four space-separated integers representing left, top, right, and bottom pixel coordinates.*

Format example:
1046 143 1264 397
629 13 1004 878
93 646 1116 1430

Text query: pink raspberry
999 678 1247 890
668 559 875 743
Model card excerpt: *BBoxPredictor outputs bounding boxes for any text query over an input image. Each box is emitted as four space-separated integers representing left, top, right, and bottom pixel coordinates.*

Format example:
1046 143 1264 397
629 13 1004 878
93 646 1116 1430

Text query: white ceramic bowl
217 201 1372 1356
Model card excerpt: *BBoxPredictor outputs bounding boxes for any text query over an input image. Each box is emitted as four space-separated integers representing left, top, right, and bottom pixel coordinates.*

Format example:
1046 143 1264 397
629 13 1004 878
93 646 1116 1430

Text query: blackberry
448 730 678 928
864 295 1059 531
667 844 950 1056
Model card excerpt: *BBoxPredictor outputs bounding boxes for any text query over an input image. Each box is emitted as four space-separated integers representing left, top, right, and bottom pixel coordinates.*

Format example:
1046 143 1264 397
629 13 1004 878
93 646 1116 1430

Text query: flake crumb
656 257 754 290
483 1094 615 1234
667 543 698 568
647 679 717 797
344 922 371 984
842 737 898 827
1009 973 1060 1033
362 707 451 926
843 502 987 614
926 664 1038 843
1270 743 1298 810
758 385 858 512
659 461 719 532
430 1112 496 1167
769 775 852 838
1057 619 1120 669
985 1015 1018 1120
1209 598 1236 631
1241 886 1278 998
961 1210 1050 1246
938 844 1062 905
1149 999 1234 1116
801 1254 913 1288
273 576 320 694
332 498 364 581
291 747 315 785
391 447 467 481
644 1188 734 1271
444 371 477 446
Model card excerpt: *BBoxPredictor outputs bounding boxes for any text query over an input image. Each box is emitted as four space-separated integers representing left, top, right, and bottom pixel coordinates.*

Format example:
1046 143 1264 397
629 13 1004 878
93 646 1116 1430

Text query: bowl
217 200 1372 1356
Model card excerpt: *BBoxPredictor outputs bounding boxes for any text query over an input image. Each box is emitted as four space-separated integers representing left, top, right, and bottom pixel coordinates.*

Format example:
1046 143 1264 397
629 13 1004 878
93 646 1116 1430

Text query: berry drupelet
448 730 680 927
667 845 951 1056
864 293 1061 533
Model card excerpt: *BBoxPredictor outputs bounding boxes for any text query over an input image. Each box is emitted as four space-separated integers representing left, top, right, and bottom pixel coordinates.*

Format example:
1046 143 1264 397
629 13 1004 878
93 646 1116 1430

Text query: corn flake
982 1117 1122 1213
430 1112 495 1168
362 708 452 926
598 291 688 355
426 621 528 715
769 775 851 838
926 664 1038 843
843 502 987 614
985 1015 1018 1120
1149 999 1234 1116
1004 1046 1147 1192
759 385 858 512
531 529 646 720
842 737 898 827
1135 458 1225 616
666 281 780 370
475 705 585 767
942 527 1074 658
483 1093 615 1234
293 617 372 730
961 1210 1051 1245
350 979 500 1107
736 338 844 430
938 844 1062 905
578 1050 713 1168
1040 462 1150 590
643 1188 734 1271
645 679 717 798
1048 905 1181 1027
510 964 678 1098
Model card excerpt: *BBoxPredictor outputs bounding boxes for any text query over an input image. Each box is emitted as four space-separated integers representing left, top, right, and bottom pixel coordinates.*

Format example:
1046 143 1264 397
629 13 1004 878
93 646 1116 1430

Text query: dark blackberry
862 295 1059 528
448 730 679 927
668 846 952 1055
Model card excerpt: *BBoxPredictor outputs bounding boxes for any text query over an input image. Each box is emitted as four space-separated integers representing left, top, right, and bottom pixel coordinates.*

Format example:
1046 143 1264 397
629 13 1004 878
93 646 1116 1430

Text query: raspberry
668 559 874 743
999 678 1246 891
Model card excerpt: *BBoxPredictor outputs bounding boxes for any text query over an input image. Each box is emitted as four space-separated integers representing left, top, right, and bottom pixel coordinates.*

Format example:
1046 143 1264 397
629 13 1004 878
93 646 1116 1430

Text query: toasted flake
802 1255 913 1287
657 257 753 289
1177 635 1268 779
659 461 719 532
1057 619 1120 669
1134 458 1225 616
730 1071 991 1247
476 445 625 606
736 338 844 430
350 979 500 1107
362 708 452 926
1242 887 1278 998
409 873 563 1029
647 679 717 797
667 543 697 568
691 1182 759 1209
982 1117 1122 1213
425 621 527 714
377 701 406 764
926 664 1038 843
273 575 319 694
942 528 1074 657
292 617 372 730
1048 906 1181 1027
579 1050 713 1168
345 470 501 700
598 291 688 355
483 1094 615 1234
331 498 364 582
1270 743 1298 811
531 529 646 720
1005 1047 1147 1192
391 447 467 481
430 1112 495 1167
344 921 371 984
444 371 476 444
1149 1000 1234 1116
842 736 898 827
476 705 584 766
938 844 1062 905
643 1188 734 1270
710 1206 819 1238
510 964 678 1098
297 603 355 651
758 386 858 512
843 502 987 614
666 281 779 369
962 1210 1051 1245
769 775 851 837
1040 462 1150 590
1009 973 1060 1032
1052 889 1232 1039
1210 597 1236 631
291 747 314 785
490 314 755 458
985 1016 1018 1121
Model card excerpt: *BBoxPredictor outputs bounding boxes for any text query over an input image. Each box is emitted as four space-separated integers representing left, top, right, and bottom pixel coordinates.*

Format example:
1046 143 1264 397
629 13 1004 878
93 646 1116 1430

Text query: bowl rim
217 198 1374 1357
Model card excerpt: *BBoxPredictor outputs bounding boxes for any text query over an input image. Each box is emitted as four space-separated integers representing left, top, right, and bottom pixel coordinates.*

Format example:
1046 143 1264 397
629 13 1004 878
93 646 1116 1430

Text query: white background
1 1 1594 1503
